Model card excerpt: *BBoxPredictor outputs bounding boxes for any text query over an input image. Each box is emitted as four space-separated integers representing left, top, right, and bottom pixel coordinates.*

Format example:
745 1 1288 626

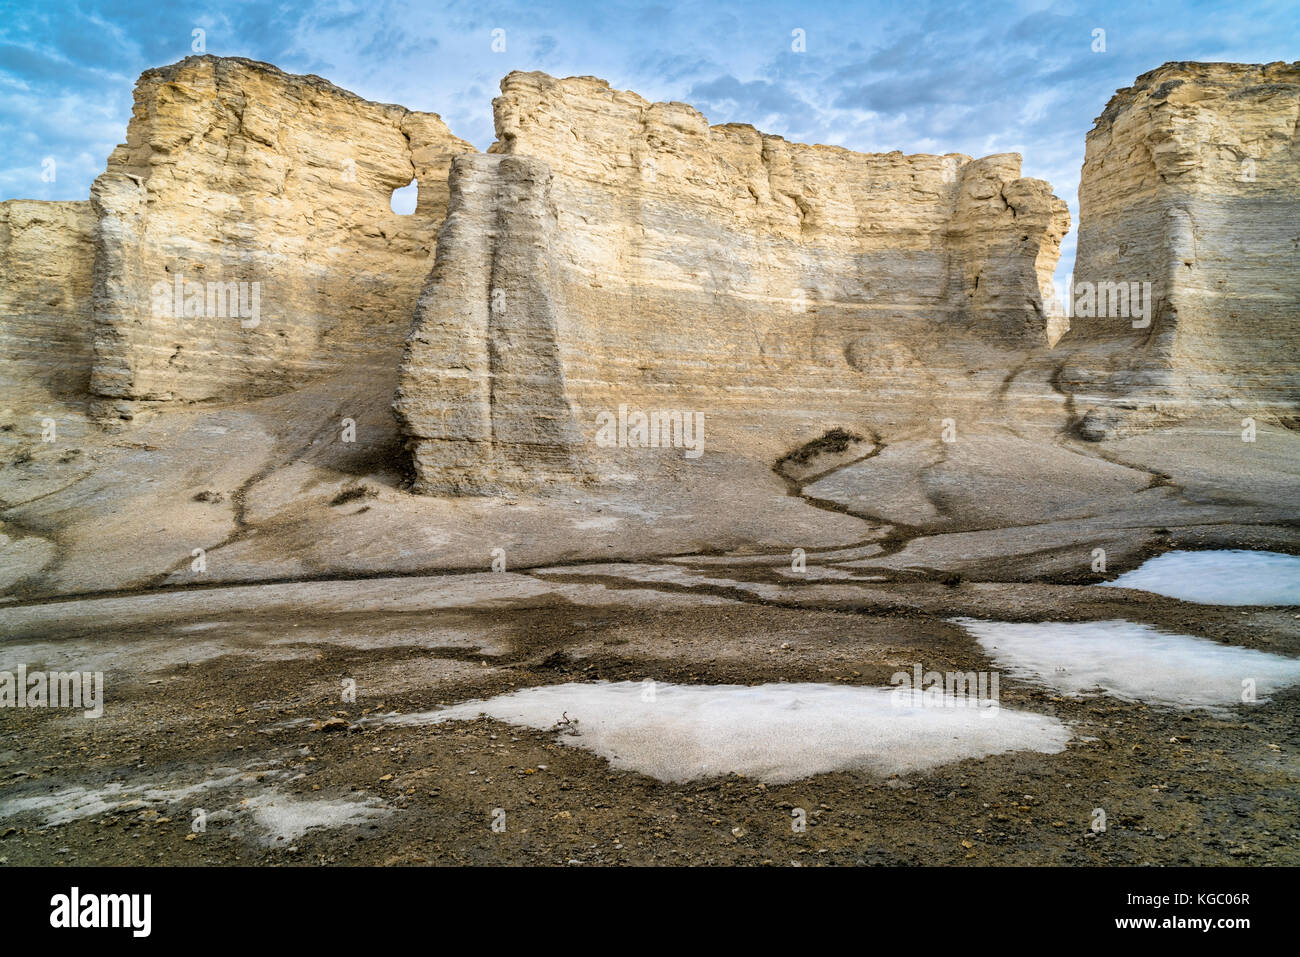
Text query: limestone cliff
89 55 473 420
0 200 96 404
12 56 1290 501
1064 61 1300 436
396 71 1068 492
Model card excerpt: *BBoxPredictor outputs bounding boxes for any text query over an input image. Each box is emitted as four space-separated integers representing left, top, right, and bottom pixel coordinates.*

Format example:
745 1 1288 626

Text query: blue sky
3 0 1298 284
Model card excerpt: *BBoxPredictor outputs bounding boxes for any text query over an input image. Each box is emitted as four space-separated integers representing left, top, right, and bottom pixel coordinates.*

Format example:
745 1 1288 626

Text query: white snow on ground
0 769 388 843
242 791 390 843
1099 549 1300 605
382 681 1072 783
0 770 254 825
953 617 1300 710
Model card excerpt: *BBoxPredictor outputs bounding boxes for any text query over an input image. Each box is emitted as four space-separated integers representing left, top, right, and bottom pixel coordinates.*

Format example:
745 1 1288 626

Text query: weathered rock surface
88 55 472 421
0 200 96 403
393 154 588 494
396 71 1069 492
1 55 1295 528
1063 61 1300 432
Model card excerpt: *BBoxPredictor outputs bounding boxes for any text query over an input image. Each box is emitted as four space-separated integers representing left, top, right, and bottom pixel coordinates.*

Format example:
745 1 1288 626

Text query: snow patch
242 791 390 843
382 680 1071 783
953 617 1300 710
0 769 254 825
1100 549 1300 605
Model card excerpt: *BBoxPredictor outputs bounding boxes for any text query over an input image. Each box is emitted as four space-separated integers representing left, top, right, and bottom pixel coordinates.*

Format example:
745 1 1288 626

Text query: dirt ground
1 555 1298 866
1 388 1298 866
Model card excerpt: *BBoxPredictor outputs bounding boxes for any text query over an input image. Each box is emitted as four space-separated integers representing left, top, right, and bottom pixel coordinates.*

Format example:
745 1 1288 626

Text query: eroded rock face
396 71 1069 492
0 200 96 404
8 56 1290 502
88 55 473 421
1064 61 1300 429
393 154 588 494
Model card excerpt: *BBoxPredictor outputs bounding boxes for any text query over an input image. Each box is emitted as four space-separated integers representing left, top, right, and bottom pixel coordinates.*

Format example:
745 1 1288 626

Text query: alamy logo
594 404 704 458
0 665 102 718
1049 279 1153 328
150 274 261 328
890 664 1000 711
50 887 151 937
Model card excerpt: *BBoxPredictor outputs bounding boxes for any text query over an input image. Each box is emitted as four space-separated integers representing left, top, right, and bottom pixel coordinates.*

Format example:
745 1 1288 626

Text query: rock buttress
948 156 1071 347
393 154 586 494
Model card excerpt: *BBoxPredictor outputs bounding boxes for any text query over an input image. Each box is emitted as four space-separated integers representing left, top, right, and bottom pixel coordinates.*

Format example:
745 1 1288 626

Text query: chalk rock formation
15 56 1293 500
1064 61 1300 437
396 71 1068 492
393 154 588 494
89 55 472 421
0 200 96 403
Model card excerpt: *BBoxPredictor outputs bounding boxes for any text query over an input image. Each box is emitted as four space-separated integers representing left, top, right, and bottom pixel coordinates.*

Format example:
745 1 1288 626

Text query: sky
2 0 1298 285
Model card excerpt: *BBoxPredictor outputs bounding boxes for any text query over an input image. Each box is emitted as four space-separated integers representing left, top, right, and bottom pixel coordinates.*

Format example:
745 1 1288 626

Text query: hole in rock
390 179 418 215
